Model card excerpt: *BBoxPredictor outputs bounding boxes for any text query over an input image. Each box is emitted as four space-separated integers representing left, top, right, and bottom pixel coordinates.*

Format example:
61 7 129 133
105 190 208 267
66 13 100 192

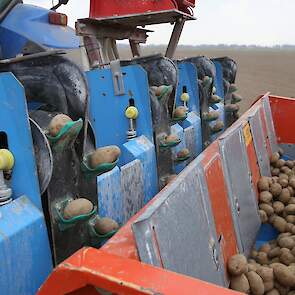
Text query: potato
260 191 273 203
273 263 295 287
281 167 292 175
286 160 294 169
258 177 270 191
288 196 295 204
177 148 190 159
94 217 119 235
90 146 121 168
251 249 258 258
260 243 272 254
155 85 168 96
227 254 248 276
256 266 274 282
256 251 269 265
63 198 94 219
264 280 274 292
273 201 285 214
210 121 224 133
269 214 278 224
279 173 289 180
272 176 279 183
173 106 187 118
279 248 295 265
278 233 292 240
279 237 295 249
259 210 268 223
287 291 295 295
248 263 258 272
289 178 295 189
276 159 286 168
279 188 291 204
270 257 280 263
273 216 287 233
165 134 180 144
259 203 275 216
272 168 280 176
230 274 250 293
285 204 295 215
270 153 280 164
48 114 72 137
274 282 290 295
279 178 289 188
292 247 295 256
246 271 265 295
278 148 284 156
265 289 280 295
268 247 281 259
286 223 294 233
286 215 295 224
270 183 283 197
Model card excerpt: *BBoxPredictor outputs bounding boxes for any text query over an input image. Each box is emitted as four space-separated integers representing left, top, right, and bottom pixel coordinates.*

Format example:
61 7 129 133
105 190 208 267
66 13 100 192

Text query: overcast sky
24 0 295 46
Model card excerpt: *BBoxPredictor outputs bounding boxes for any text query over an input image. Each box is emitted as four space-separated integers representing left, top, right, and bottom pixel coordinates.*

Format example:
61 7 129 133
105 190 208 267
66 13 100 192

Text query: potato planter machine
0 0 284 294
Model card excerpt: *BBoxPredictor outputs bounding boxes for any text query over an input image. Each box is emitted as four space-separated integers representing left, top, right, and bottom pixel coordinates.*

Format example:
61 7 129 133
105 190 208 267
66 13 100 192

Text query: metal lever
110 60 125 96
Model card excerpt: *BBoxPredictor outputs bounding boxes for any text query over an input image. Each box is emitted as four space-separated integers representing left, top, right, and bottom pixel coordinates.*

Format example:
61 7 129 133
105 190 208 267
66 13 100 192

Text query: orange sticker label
243 123 252 146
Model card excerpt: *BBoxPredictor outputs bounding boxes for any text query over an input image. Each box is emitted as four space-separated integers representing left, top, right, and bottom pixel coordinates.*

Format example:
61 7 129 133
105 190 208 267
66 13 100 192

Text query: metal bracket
110 60 125 96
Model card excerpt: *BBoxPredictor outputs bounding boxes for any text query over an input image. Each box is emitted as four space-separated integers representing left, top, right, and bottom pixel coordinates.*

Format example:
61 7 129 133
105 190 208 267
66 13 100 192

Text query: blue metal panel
209 103 225 141
176 62 203 157
176 62 200 114
0 196 52 295
171 124 186 174
122 136 158 204
97 167 122 223
183 112 203 156
87 65 154 168
0 73 42 209
0 4 79 58
213 61 224 99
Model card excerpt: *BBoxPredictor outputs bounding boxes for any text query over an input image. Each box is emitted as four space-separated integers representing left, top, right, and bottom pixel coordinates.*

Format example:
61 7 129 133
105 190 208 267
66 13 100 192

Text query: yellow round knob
180 92 189 102
0 149 14 171
125 106 139 119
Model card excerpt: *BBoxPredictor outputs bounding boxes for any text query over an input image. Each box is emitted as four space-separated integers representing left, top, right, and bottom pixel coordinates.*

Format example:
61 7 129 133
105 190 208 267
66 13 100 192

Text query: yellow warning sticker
243 123 252 146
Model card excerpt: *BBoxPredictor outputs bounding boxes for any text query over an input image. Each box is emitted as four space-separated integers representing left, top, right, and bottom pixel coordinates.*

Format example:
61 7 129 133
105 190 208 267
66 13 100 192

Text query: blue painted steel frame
0 73 52 295
176 62 203 157
87 65 158 221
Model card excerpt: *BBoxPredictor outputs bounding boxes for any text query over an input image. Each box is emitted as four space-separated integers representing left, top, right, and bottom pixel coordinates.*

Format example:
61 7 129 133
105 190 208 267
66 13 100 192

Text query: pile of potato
228 150 295 294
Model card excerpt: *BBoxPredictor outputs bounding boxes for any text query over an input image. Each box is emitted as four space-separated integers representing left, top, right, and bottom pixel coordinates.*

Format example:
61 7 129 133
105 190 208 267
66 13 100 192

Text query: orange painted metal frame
38 248 241 295
201 142 238 267
269 95 295 144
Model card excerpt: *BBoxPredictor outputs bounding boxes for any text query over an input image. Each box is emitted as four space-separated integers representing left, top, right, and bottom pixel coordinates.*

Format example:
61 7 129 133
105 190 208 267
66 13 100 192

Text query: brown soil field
119 46 295 113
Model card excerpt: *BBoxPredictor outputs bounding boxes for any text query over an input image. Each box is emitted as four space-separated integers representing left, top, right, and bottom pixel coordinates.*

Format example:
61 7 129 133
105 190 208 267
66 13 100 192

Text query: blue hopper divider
86 65 158 223
0 73 52 295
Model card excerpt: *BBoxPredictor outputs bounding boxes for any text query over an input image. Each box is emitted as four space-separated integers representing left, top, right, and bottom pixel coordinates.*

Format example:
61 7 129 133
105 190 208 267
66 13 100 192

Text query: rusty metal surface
79 10 195 27
132 159 225 286
219 127 261 256
248 109 271 177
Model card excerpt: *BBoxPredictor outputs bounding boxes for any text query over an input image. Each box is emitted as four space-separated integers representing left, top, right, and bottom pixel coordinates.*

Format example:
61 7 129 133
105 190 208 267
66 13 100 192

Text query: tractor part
125 106 139 140
0 149 14 206
0 55 88 120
